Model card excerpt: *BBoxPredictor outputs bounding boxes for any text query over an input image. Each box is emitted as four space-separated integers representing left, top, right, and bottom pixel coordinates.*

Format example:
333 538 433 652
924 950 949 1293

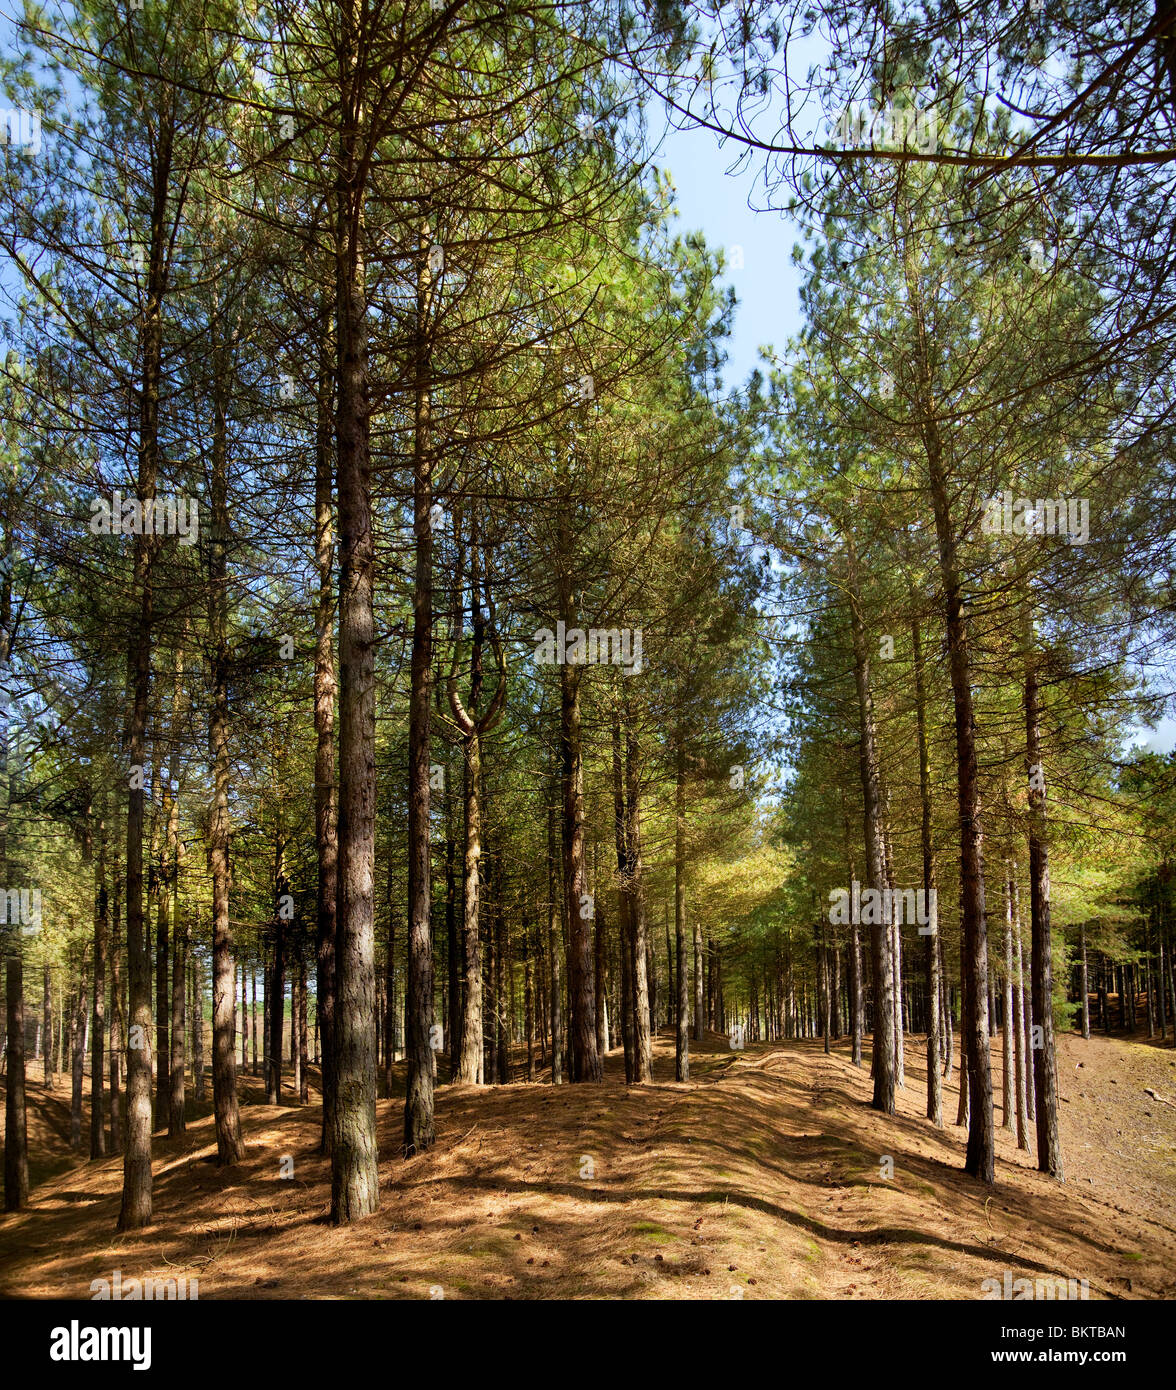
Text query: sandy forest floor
1 1027 1174 1300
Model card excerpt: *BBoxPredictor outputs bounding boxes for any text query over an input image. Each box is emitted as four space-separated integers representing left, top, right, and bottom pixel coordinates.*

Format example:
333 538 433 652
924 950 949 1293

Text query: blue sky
655 118 805 390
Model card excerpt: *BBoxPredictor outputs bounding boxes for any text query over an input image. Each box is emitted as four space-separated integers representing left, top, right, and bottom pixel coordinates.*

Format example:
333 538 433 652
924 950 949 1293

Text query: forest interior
1 0 1175 1356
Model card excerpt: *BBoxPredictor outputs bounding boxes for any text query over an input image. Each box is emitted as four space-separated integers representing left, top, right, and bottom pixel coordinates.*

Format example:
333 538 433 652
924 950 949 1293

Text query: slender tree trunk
1024 609 1063 1179
192 932 204 1104
403 217 436 1156
842 802 864 1068
1023 884 1036 1123
109 851 123 1151
1080 922 1091 1039
618 882 634 1081
1002 867 1015 1133
298 958 309 1105
494 874 509 1084
955 1026 969 1126
822 922 832 1054
153 740 176 1129
3 952 27 1209
446 785 459 1078
43 962 54 1090
525 921 536 1082
560 649 598 1082
267 899 284 1106
168 907 186 1136
1166 922 1176 1043
329 4 381 1217
455 728 483 1084
314 306 338 1151
485 901 497 1084
594 875 609 1060
206 328 244 1170
883 811 905 1088
0 535 23 1207
1012 886 1030 1152
845 535 895 1113
118 124 177 1225
911 618 941 1121
692 914 705 1044
383 922 396 1094
89 806 108 1154
71 963 87 1150
923 423 993 1182
289 949 300 1102
674 738 689 1081
626 721 653 1082
547 785 562 1085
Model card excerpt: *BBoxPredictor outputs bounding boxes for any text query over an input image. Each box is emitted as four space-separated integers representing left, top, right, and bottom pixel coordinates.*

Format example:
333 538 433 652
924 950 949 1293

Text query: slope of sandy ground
1 1027 1173 1300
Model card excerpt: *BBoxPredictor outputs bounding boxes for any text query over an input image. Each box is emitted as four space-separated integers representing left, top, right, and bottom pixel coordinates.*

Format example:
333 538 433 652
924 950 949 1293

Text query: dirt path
1 1029 1172 1299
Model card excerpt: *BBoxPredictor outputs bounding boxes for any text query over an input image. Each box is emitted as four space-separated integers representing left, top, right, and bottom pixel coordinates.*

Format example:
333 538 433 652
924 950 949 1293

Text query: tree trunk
594 888 609 1061
547 786 562 1085
314 304 338 1152
625 718 653 1082
674 738 690 1081
89 807 108 1154
455 727 484 1084
330 1 381 1216
446 786 460 1078
71 966 87 1150
691 912 705 1044
560 652 598 1082
955 1026 969 1126
382 922 396 1094
923 427 993 1183
1012 887 1030 1152
153 778 172 1129
845 534 895 1113
1024 609 1063 1179
298 959 309 1105
192 934 204 1104
43 962 54 1090
494 874 509 1084
403 217 436 1157
912 618 941 1122
168 907 186 1136
1080 922 1091 1039
3 954 27 1209
109 851 123 1151
289 947 300 1103
267 907 284 1106
1002 867 1015 1133
525 922 536 1082
207 327 244 1170
118 136 174 1224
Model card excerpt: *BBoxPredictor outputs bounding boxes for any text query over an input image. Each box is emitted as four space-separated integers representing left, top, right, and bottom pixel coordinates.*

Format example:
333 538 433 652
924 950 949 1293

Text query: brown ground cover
1 1026 1173 1300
